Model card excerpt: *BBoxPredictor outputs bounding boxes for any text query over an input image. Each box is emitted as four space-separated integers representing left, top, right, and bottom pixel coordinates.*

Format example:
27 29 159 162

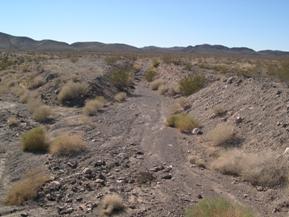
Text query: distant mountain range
0 32 288 56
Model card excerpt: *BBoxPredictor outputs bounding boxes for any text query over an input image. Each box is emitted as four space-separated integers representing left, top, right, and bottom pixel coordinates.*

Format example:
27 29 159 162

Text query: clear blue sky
1 0 289 51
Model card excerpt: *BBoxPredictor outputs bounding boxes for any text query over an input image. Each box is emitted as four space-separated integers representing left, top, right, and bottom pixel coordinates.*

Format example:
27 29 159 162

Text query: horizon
1 0 289 51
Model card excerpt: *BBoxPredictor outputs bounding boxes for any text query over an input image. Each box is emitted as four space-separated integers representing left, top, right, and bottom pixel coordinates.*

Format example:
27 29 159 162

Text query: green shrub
185 198 254 217
166 113 198 133
109 67 133 89
5 169 50 205
83 96 106 116
179 75 206 96
114 92 127 102
21 127 48 153
144 68 157 82
57 82 88 105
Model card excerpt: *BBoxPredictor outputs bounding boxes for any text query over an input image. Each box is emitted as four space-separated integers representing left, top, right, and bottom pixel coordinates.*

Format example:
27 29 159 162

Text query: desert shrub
179 75 206 96
50 133 87 156
32 105 53 123
144 68 157 82
105 56 121 65
152 59 160 68
150 79 164 90
5 169 50 205
7 116 18 127
28 76 45 89
83 96 106 116
185 197 254 217
169 97 191 114
207 123 235 146
158 84 168 95
212 150 288 187
100 194 125 216
212 106 227 117
114 92 127 102
184 62 193 71
21 127 48 153
19 90 30 104
109 65 134 90
166 113 198 133
57 82 88 105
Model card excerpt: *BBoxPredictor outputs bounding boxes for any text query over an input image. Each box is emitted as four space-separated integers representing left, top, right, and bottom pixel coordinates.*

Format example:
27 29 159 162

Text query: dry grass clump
32 105 53 123
83 96 106 116
144 68 157 82
179 75 206 96
28 76 45 89
150 79 164 90
50 133 87 156
166 113 198 133
158 85 168 95
21 127 48 153
7 116 18 127
185 197 254 217
5 169 50 205
57 82 88 105
109 66 134 89
212 106 227 117
207 123 235 146
114 92 127 102
169 97 191 114
100 194 125 216
212 150 288 187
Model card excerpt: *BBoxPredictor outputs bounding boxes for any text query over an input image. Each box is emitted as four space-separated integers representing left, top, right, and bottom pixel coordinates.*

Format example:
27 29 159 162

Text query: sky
1 0 289 51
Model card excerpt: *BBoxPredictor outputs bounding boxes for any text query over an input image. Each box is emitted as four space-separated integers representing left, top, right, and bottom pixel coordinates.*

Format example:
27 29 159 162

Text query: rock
20 213 29 217
226 76 234 84
276 90 282 95
197 194 203 199
95 160 106 167
67 161 78 169
50 181 61 191
161 174 172 179
235 116 243 124
82 167 92 175
95 179 105 184
150 165 165 172
192 128 202 135
256 186 265 191
243 194 248 198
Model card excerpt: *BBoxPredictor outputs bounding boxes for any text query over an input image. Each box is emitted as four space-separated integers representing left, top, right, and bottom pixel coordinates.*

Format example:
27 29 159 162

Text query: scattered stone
161 174 172 179
20 213 29 217
82 167 92 175
67 161 78 169
235 116 243 124
226 76 234 84
150 165 165 172
192 128 202 135
95 160 106 167
197 194 203 199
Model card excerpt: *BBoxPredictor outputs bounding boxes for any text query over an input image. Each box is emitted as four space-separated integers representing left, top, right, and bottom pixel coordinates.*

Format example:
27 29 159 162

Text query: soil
0 56 288 217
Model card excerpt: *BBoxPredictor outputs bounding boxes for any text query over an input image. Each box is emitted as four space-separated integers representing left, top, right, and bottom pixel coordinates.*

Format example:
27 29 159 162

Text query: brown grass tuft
212 150 288 187
7 116 18 127
114 92 127 102
57 82 88 105
21 127 48 153
207 123 235 146
100 194 125 216
185 197 254 217
5 169 50 205
32 105 53 123
150 79 163 90
166 113 198 133
83 96 106 116
50 133 87 156
179 75 206 96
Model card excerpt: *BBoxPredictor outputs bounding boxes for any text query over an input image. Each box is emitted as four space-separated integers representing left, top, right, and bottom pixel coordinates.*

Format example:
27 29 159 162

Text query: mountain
0 32 288 56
